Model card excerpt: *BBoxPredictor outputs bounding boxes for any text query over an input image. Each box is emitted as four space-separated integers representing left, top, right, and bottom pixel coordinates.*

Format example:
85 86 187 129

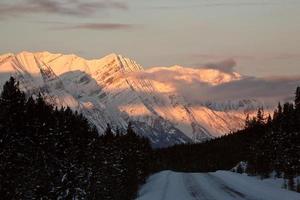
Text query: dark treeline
154 87 300 191
0 78 152 199
1 77 299 199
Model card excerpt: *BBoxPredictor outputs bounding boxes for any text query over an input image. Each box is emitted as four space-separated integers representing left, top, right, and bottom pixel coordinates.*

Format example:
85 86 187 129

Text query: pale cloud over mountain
128 60 300 104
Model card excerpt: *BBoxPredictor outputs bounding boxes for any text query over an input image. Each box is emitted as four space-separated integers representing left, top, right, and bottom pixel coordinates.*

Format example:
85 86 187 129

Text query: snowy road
137 171 300 200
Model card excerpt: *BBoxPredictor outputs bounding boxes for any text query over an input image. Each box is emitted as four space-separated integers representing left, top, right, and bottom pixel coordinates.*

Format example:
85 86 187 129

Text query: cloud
192 53 300 61
202 58 237 73
202 1 279 7
191 54 254 61
190 53 300 68
148 0 298 10
128 63 300 106
0 0 128 19
199 76 300 103
57 23 136 30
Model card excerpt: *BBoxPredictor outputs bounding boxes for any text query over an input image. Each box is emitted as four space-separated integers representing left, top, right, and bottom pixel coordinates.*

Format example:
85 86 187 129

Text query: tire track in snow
204 173 260 200
160 171 171 200
182 173 214 200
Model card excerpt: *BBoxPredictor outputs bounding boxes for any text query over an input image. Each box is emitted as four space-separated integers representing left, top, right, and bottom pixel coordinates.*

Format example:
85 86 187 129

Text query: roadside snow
136 170 300 200
213 171 300 200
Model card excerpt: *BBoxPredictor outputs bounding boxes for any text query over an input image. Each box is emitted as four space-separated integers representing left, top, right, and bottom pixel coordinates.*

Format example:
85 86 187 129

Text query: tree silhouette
0 77 153 199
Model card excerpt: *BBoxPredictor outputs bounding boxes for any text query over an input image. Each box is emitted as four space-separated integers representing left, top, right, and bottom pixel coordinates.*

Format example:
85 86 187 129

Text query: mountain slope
0 51 260 147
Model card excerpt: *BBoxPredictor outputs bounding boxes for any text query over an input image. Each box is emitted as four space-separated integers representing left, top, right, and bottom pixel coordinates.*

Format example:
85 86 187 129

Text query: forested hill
154 87 300 192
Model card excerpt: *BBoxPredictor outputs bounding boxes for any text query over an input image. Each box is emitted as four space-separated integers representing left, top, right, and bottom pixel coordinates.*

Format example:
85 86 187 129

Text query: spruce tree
256 107 265 125
0 77 28 199
295 87 300 131
295 86 300 110
245 113 251 129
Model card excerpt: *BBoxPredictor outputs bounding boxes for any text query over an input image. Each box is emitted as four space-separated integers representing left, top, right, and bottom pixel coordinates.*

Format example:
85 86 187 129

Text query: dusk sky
1 0 300 77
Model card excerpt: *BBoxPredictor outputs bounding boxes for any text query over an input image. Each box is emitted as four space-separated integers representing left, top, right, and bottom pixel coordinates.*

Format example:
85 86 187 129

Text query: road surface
136 171 300 200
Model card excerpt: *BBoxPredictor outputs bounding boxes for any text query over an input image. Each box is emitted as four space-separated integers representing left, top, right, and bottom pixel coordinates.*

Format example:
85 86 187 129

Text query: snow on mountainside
0 51 263 147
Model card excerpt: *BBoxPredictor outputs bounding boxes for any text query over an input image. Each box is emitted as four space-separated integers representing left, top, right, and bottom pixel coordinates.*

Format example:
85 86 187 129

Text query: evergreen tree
0 77 28 199
295 87 300 131
245 113 251 129
126 121 135 137
295 86 300 110
105 123 113 136
236 164 243 174
266 114 272 125
256 107 265 125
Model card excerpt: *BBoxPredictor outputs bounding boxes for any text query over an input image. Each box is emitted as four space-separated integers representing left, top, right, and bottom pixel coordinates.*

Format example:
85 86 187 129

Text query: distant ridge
0 51 265 147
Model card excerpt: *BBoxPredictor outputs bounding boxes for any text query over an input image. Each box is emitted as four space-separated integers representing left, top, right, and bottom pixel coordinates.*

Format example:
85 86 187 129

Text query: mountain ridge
0 51 263 147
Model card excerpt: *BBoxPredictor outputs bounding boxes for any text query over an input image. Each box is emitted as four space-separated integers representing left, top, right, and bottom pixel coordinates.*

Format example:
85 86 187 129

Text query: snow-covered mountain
0 51 264 147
